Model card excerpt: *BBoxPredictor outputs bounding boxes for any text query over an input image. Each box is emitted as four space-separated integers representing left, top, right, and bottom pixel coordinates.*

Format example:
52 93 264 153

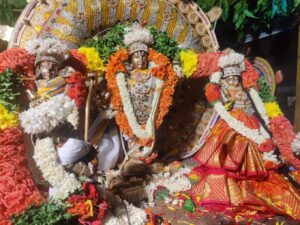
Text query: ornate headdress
218 52 245 78
25 37 69 65
123 23 154 55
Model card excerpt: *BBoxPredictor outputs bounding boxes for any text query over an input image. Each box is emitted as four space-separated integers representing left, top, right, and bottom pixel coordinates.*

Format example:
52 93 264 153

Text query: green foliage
0 0 27 26
0 69 22 112
149 27 180 61
82 23 180 64
82 23 126 64
11 202 73 225
195 0 300 42
257 77 276 103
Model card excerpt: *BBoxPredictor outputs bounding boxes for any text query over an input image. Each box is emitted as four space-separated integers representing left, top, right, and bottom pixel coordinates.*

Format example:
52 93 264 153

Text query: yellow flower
78 47 105 76
0 104 18 130
179 50 198 78
264 101 283 118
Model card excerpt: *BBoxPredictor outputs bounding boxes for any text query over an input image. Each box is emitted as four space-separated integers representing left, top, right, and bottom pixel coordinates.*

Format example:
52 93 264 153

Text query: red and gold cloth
189 109 300 220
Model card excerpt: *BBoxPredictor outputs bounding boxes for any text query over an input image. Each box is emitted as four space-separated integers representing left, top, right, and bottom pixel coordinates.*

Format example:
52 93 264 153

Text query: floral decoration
66 71 87 107
241 60 260 89
33 137 81 200
0 104 18 130
205 83 221 104
194 52 223 77
106 48 178 143
67 182 108 225
78 47 105 76
19 94 77 135
0 48 35 90
179 50 198 78
264 101 283 119
0 127 42 225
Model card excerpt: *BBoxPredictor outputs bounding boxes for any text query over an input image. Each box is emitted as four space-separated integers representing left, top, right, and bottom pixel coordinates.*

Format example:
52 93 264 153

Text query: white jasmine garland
214 102 270 145
67 107 80 130
249 88 269 126
104 201 147 225
145 168 191 206
292 133 300 155
116 72 163 140
19 94 77 134
34 137 81 200
263 150 280 165
209 71 222 83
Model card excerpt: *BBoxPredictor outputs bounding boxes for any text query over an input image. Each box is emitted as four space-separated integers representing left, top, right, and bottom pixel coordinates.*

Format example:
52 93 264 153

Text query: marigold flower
264 101 283 118
179 50 198 78
205 83 221 103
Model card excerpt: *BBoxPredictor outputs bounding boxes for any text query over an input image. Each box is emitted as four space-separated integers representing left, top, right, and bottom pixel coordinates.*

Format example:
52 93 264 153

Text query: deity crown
219 52 245 78
25 37 69 65
123 23 154 55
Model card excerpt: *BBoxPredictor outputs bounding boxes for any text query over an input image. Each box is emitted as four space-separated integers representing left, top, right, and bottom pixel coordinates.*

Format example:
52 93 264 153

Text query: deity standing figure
189 52 300 219
105 23 178 178
22 38 98 178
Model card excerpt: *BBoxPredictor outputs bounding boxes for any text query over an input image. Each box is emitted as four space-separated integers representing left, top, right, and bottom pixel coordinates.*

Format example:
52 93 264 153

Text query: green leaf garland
0 69 22 112
11 203 74 225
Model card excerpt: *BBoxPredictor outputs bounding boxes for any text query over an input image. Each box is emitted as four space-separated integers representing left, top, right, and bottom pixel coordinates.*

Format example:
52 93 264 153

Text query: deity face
130 50 148 70
37 60 59 80
223 75 240 87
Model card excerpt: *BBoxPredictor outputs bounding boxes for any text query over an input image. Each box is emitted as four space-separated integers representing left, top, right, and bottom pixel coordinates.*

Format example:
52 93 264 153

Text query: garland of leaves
82 23 179 64
257 77 276 102
11 203 74 225
0 69 22 112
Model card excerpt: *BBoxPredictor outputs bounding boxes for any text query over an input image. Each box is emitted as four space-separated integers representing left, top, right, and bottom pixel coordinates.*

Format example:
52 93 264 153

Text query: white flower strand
263 150 280 165
104 201 147 225
249 88 270 126
34 137 81 200
209 71 222 83
67 107 80 130
116 72 163 139
19 94 77 134
145 168 191 206
214 102 270 145
292 133 300 155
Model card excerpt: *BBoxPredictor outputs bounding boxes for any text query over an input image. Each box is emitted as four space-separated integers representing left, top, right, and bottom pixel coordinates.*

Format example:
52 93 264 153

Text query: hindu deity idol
188 52 300 219
20 38 98 179
105 23 178 178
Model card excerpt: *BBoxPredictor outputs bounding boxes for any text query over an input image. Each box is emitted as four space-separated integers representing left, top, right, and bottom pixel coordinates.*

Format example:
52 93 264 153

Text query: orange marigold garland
106 48 178 142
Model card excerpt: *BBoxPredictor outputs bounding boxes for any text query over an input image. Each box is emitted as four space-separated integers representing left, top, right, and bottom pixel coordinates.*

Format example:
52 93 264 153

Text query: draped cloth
189 109 300 220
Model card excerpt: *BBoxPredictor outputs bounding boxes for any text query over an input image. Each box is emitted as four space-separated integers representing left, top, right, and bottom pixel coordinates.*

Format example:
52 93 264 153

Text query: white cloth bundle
57 138 90 165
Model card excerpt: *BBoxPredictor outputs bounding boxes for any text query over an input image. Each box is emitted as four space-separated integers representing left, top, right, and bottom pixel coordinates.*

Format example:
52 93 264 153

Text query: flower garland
145 168 191 207
78 47 105 76
34 137 81 200
248 88 269 126
106 48 178 142
19 94 77 135
116 72 163 140
213 101 270 145
0 104 18 130
104 201 147 225
67 182 108 224
179 50 198 78
0 127 42 225
254 76 300 169
0 48 35 90
65 71 87 108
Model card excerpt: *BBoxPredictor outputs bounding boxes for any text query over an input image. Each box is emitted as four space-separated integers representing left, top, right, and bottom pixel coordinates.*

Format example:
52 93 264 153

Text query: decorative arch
10 0 219 52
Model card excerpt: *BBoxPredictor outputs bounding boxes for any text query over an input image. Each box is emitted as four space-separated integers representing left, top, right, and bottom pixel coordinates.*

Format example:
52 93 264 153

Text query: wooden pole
295 25 300 131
